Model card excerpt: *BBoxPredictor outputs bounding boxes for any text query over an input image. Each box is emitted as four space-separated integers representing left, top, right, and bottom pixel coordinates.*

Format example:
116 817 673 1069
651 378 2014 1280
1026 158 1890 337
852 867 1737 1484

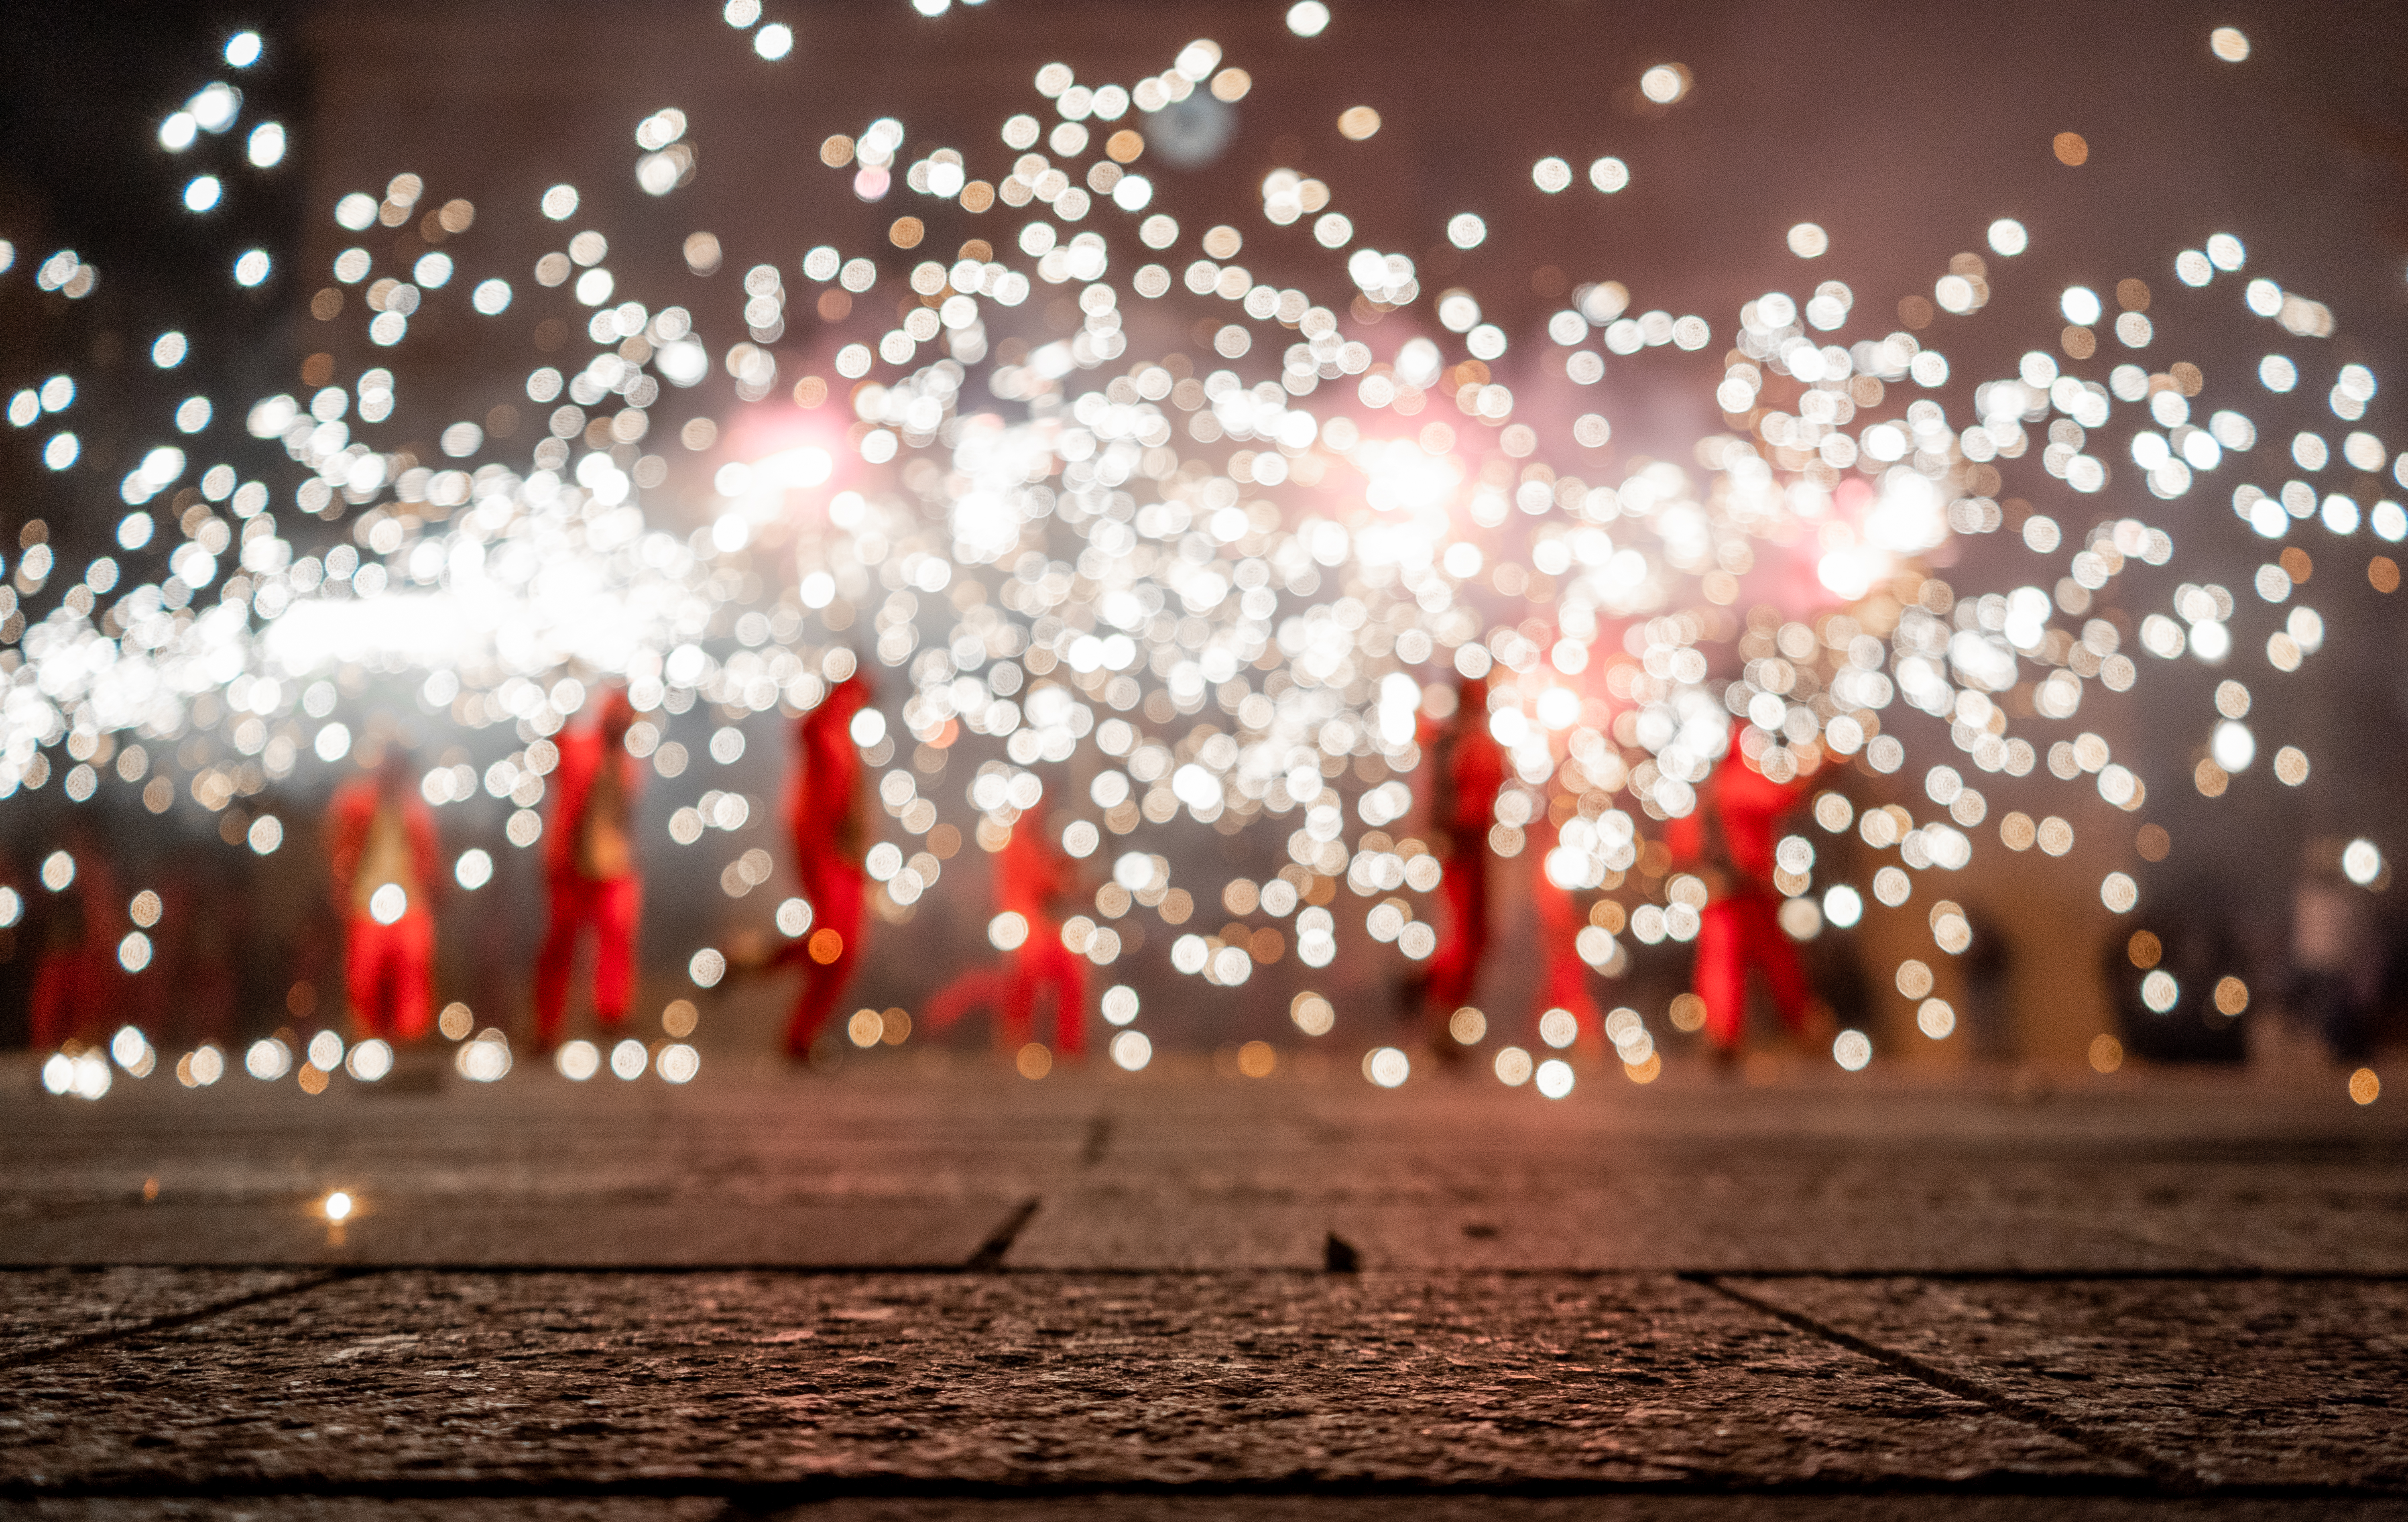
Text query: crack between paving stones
1691 1272 2205 1494
0 1268 355 1374
964 1196 1040 1270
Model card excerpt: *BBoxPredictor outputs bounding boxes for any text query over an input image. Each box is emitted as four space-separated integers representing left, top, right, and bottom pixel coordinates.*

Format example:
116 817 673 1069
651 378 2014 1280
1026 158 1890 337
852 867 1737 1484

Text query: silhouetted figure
535 690 642 1049
1666 743 1818 1061
1417 675 1506 1036
780 673 873 1059
326 749 440 1041
2110 876 2247 1066
2290 851 2384 1062
924 798 1086 1056
1958 905 2017 1060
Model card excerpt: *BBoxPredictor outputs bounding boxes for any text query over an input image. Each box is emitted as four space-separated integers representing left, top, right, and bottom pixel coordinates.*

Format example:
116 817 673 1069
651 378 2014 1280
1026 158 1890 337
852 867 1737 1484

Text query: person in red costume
326 748 442 1042
778 671 873 1059
1414 674 1507 1038
1527 801 1605 1041
923 798 1086 1056
1664 735 1821 1062
534 690 641 1049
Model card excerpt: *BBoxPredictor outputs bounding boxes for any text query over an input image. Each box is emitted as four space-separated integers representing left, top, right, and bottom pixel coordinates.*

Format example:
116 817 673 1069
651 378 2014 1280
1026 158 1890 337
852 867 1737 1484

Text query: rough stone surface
0 1270 316 1363
0 1068 1078 1271
1733 1275 2408 1489
4 1064 2406 1506
0 1200 1023 1270
0 1271 2113 1489
8 1066 2404 1274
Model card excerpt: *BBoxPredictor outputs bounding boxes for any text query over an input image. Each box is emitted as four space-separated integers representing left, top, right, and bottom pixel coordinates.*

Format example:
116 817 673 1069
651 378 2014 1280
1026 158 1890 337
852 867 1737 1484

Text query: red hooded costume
1664 747 1814 1053
534 692 642 1045
923 801 1086 1055
1418 677 1507 1020
326 756 441 1041
780 674 872 1056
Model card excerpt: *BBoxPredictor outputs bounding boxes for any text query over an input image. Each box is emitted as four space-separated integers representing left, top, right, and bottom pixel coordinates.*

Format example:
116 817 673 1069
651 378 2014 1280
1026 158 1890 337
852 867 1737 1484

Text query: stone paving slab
2083 1192 2408 1274
22 1167 2397 1275
1014 1139 2408 1272
1005 1202 1330 1272
6 1071 2408 1507
0 1271 2117 1491
0 1074 1094 1209
8 1068 2405 1273
1730 1276 2408 1491
0 1270 318 1364
1010 1192 2245 1274
0 1201 1024 1270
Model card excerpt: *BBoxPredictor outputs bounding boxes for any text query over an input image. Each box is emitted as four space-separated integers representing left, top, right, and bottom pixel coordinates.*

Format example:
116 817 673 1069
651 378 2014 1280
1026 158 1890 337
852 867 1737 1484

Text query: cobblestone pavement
3 1059 2404 1517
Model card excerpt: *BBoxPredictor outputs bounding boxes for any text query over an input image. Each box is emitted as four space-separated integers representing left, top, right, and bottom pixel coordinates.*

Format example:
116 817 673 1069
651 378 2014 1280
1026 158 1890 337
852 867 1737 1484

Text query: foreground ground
3 1052 2405 1519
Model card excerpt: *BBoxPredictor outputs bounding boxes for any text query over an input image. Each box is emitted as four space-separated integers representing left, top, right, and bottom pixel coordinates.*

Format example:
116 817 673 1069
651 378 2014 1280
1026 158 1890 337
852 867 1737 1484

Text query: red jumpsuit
924 812 1085 1054
1528 808 1603 1039
1419 682 1507 1019
326 774 441 1042
781 676 871 1058
535 700 643 1046
1665 752 1812 1053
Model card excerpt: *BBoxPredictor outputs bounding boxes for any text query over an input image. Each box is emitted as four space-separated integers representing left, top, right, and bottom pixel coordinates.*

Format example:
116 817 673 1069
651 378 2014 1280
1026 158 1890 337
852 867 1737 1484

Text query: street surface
3 1055 2405 1518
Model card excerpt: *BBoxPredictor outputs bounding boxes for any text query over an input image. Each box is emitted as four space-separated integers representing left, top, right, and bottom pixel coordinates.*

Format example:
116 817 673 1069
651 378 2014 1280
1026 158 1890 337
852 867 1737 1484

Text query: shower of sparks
5 15 2397 1093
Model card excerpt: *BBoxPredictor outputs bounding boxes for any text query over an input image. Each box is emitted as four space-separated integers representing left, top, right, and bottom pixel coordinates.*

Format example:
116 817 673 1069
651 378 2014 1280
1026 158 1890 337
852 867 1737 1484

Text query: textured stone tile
0 1199 1021 1270
1010 1078 2408 1273
2065 1171 2408 1273
1013 1188 2226 1273
0 1272 2112 1490
0 1072 1091 1214
0 1269 317 1363
9 1069 2407 1273
1732 1276 2408 1488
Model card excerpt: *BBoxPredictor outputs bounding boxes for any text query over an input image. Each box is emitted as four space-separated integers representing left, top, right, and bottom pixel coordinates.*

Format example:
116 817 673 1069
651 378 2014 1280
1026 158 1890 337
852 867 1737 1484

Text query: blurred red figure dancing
923 801 1085 1056
779 672 872 1058
1666 743 1816 1059
1527 805 1604 1040
535 692 642 1048
326 750 441 1042
1417 675 1507 1028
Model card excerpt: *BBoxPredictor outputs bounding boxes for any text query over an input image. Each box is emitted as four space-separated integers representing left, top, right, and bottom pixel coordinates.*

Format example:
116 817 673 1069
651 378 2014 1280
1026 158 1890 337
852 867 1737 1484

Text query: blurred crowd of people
4 659 2401 1077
